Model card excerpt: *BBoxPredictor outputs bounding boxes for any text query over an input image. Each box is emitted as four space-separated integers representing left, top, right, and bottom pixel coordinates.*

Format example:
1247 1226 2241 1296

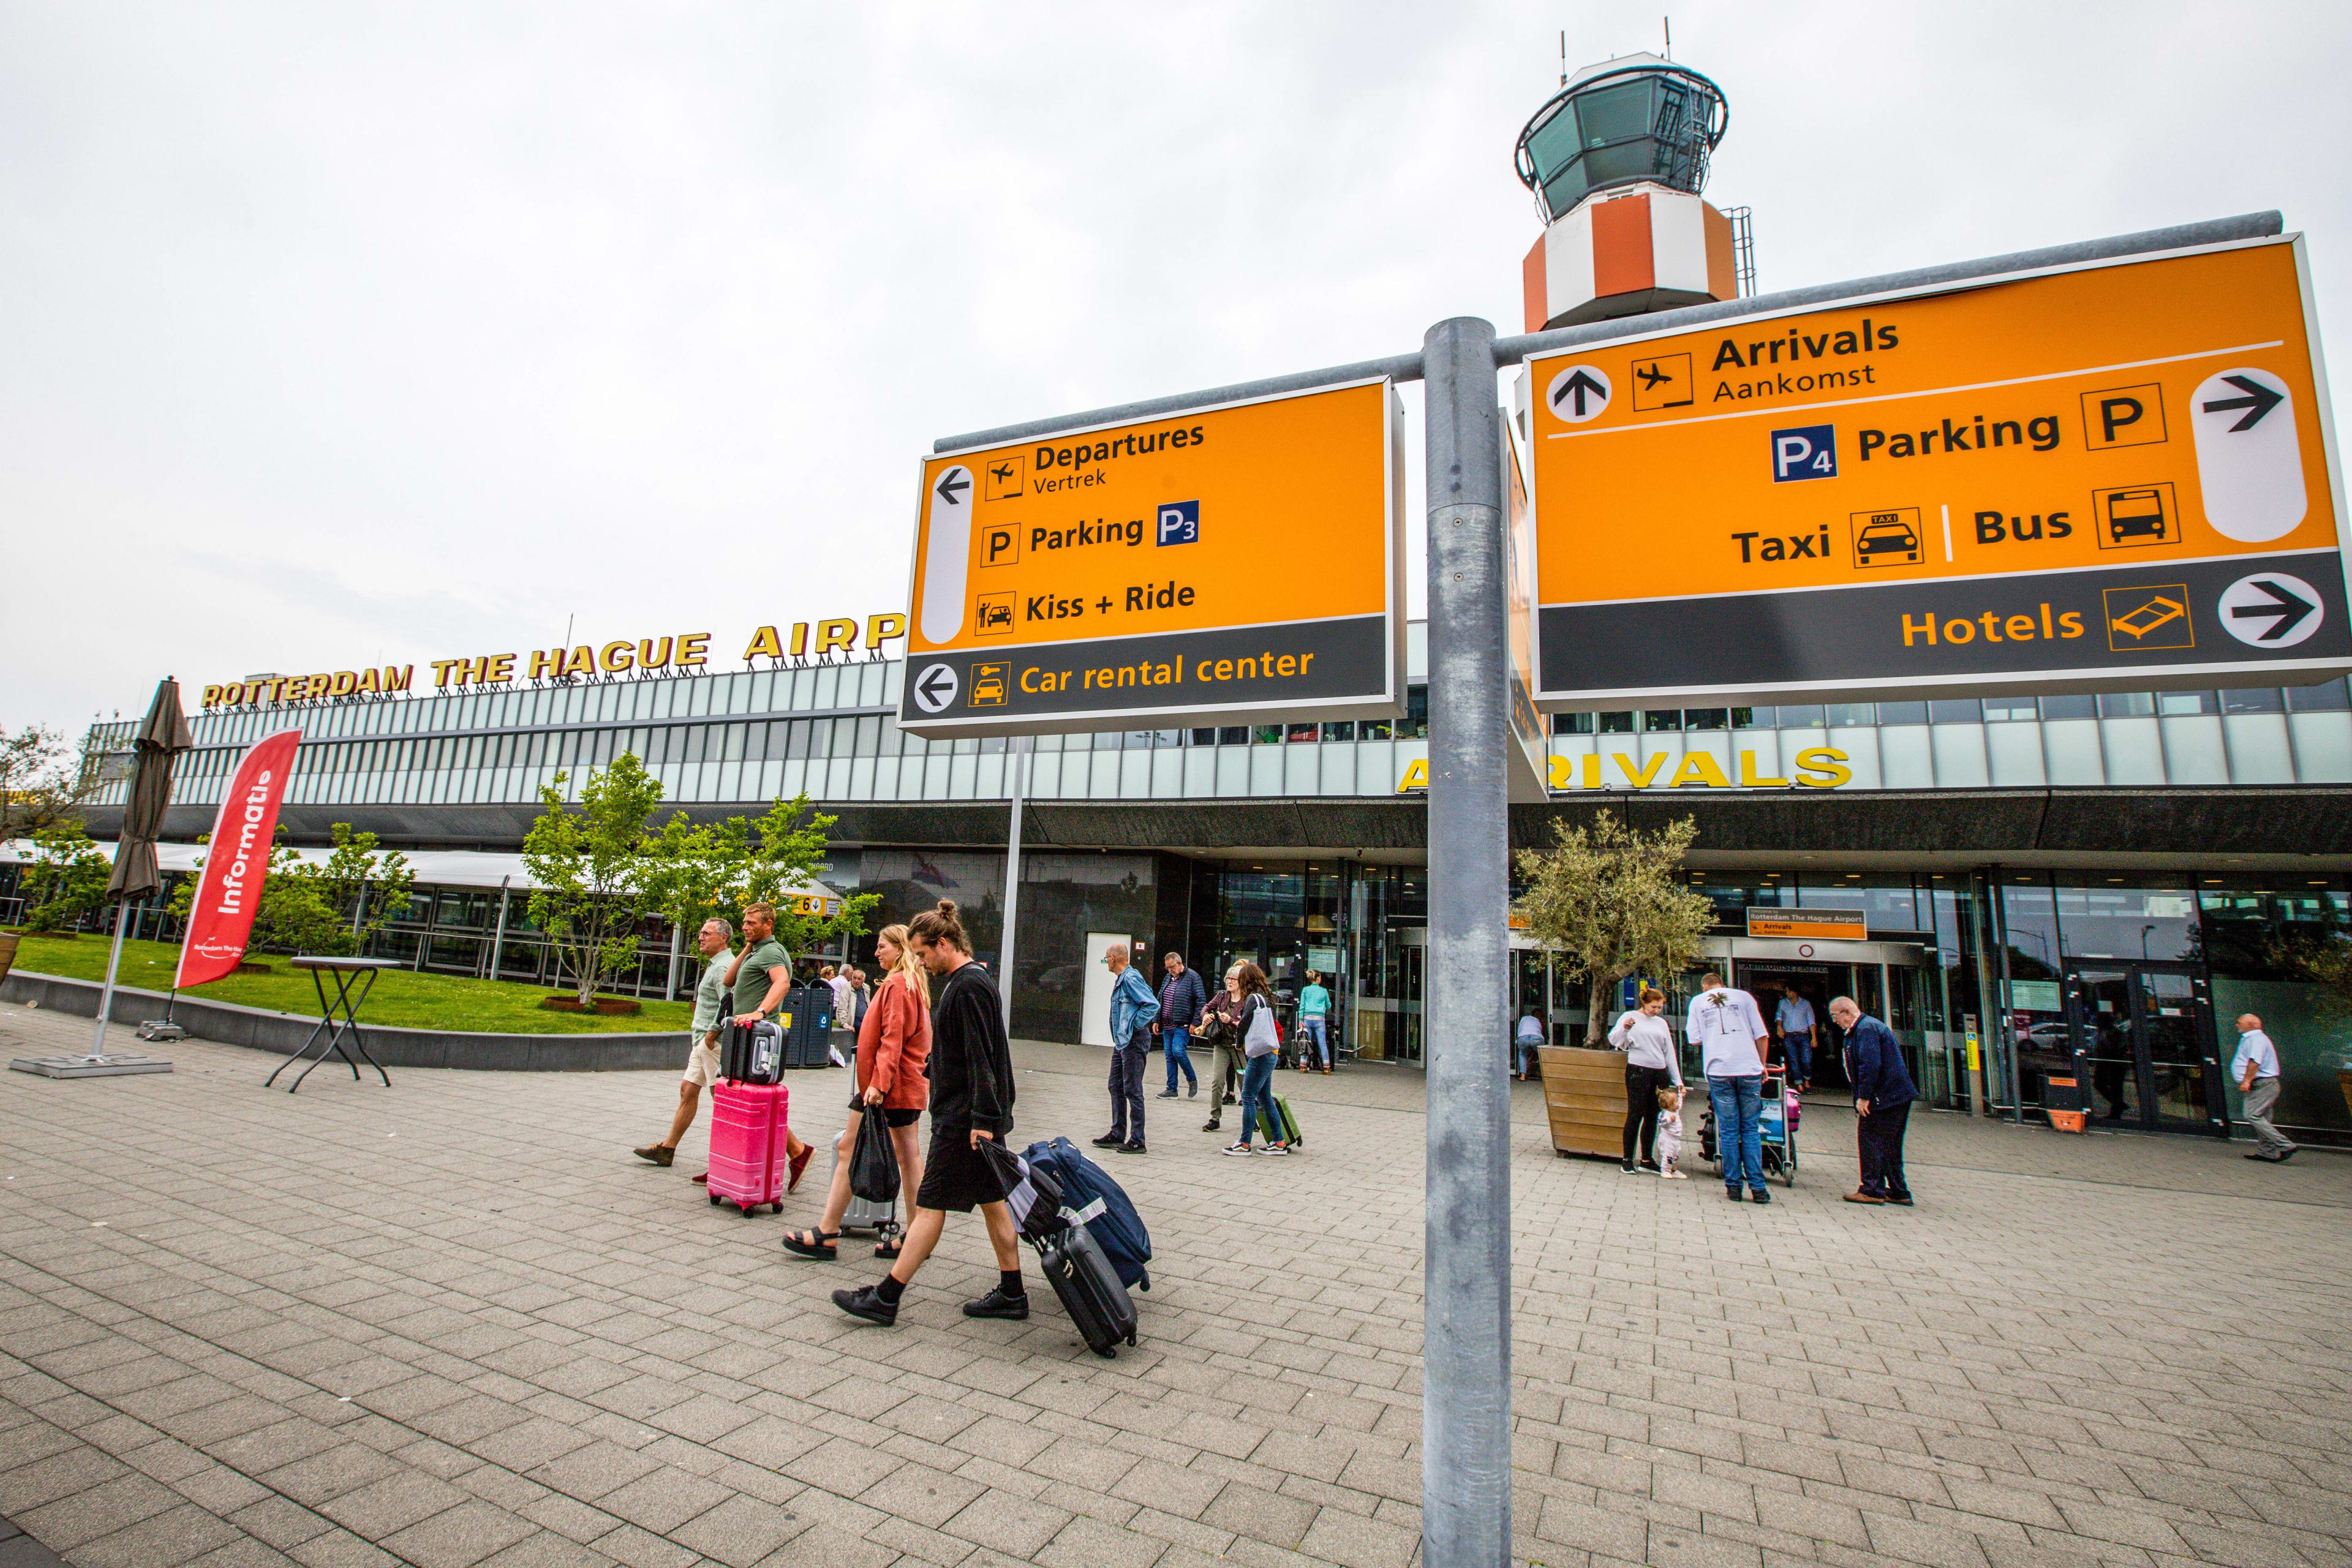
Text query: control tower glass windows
1514 62 1728 222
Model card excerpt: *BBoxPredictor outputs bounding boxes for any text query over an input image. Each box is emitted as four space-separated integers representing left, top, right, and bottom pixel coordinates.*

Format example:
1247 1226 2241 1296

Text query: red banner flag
173 728 304 989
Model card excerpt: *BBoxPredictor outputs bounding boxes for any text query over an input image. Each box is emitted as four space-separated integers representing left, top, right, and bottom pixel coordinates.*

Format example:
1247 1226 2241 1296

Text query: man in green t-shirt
720 902 815 1191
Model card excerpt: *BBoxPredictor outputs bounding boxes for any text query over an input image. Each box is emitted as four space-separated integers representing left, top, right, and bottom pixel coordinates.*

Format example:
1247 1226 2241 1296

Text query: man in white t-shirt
1775 986 1818 1091
1688 971 1774 1202
2231 1014 2296 1163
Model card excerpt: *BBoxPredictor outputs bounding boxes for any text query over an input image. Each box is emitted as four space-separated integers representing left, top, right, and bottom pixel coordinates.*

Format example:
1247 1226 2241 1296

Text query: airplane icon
982 453 1027 502
1629 353 1694 412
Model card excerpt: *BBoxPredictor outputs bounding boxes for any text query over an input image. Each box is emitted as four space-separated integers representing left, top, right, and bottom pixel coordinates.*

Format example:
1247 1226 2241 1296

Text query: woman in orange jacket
784 924 933 1259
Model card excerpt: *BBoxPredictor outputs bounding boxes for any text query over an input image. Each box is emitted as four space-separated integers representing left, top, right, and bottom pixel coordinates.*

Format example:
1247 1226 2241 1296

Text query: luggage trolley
1701 1068 1799 1187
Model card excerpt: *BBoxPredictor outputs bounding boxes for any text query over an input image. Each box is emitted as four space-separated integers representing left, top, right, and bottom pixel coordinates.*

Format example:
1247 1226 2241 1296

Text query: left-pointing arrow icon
935 469 971 507
911 663 960 714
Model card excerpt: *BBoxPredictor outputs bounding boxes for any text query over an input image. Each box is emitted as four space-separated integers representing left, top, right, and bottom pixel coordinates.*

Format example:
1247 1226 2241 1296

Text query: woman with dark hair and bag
832 901 1029 1327
1609 986 1683 1174
1221 962 1291 1156
783 924 931 1261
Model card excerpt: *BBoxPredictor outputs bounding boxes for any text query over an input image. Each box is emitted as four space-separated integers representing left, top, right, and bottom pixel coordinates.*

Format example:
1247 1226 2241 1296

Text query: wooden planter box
1539 1045 1627 1158
0 932 17 986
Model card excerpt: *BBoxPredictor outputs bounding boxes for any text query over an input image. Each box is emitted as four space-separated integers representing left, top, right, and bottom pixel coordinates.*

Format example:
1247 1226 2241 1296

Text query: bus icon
2095 483 2179 549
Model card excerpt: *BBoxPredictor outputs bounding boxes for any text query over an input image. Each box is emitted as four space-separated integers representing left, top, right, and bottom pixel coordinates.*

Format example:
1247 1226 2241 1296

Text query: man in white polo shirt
1689 970 1773 1202
2231 1013 2297 1163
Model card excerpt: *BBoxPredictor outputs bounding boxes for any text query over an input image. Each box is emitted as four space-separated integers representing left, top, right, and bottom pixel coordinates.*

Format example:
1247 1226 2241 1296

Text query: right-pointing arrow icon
2201 373 2285 432
2229 576 2317 641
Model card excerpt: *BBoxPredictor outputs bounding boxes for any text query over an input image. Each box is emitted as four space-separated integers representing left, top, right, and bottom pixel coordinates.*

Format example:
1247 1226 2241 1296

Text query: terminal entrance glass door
2063 964 2222 1134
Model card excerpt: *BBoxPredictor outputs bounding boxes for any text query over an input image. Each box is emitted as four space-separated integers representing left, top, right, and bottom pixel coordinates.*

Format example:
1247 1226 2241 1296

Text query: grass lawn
3 932 693 1035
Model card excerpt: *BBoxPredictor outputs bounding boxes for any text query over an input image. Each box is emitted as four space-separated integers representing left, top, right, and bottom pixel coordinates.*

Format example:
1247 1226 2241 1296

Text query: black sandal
873 1235 903 1259
781 1229 839 1260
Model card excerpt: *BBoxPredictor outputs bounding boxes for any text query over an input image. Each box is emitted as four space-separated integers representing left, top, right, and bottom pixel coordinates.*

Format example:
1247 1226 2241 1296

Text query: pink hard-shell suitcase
706 1082 788 1215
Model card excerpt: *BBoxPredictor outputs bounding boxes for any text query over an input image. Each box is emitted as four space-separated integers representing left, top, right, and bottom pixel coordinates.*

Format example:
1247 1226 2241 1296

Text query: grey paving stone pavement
2 1004 2349 1567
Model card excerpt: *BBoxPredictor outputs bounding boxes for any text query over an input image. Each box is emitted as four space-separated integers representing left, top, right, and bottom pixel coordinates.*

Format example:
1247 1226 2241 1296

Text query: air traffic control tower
1515 52 1747 330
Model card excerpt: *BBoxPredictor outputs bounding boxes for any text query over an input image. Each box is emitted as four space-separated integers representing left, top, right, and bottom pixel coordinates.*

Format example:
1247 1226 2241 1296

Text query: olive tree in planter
522 756 668 1010
1513 809 1716 1046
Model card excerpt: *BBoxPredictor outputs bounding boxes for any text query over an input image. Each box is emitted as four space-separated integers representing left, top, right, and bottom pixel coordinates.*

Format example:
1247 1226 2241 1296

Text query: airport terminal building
51 623 2352 1150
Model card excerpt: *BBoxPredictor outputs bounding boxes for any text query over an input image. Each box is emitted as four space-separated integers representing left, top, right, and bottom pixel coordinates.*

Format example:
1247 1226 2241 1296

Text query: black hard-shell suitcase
1033 1219 1137 1359
720 1019 785 1084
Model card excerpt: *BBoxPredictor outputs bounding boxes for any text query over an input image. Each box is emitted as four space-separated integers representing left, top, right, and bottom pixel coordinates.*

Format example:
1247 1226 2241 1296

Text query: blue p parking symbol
1158 500 1200 546
1771 424 1838 482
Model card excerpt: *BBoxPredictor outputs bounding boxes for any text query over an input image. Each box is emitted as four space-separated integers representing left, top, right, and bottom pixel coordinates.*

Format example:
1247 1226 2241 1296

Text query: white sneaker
1222 1142 1257 1156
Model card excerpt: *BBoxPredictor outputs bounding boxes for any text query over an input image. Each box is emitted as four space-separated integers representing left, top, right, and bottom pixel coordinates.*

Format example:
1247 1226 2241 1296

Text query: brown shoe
1844 1190 1885 1204
634 1144 674 1167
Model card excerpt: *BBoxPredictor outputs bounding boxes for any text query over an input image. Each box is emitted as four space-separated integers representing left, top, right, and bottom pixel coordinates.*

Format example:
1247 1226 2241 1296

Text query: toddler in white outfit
1656 1087 1686 1178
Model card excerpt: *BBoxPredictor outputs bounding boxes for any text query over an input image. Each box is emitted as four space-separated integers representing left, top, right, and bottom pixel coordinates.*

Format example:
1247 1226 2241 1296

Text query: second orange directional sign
899 379 1404 735
1526 235 2352 707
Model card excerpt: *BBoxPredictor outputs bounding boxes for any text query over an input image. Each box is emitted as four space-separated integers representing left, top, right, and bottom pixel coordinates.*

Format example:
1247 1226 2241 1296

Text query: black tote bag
848 1102 902 1204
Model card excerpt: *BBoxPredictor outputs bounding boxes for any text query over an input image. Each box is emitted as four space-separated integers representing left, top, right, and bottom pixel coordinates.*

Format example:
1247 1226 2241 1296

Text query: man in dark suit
1831 996 1916 1206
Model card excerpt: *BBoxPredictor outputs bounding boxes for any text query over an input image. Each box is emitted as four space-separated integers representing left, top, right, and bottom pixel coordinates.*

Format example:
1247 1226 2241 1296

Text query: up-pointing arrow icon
1544 364 1613 424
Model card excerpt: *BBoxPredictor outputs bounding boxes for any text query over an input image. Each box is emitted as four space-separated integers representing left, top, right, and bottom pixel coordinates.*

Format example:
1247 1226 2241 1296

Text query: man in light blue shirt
1297 970 1334 1073
635 918 734 1169
1776 986 1818 1091
1093 941 1159 1155
2231 1014 2296 1163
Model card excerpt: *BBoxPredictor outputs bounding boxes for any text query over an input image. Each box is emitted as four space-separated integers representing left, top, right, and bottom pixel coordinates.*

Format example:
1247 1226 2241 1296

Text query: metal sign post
909 211 2293 1568
1420 318 1513 1566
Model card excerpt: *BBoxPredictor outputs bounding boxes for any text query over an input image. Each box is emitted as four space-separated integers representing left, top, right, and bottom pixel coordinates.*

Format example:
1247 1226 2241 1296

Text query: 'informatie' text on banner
899 379 1404 737
1526 235 2351 709
173 729 303 990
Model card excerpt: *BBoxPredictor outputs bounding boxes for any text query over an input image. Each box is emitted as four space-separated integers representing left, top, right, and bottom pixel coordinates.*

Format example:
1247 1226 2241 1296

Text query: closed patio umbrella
12 678 192 1078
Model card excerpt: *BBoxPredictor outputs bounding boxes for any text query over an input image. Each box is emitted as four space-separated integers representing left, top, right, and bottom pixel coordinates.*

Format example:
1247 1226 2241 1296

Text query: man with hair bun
833 900 1029 1327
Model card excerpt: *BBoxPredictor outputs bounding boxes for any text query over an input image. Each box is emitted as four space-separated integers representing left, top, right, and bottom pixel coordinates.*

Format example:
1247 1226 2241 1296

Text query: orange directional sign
900 379 1403 734
1526 236 2351 706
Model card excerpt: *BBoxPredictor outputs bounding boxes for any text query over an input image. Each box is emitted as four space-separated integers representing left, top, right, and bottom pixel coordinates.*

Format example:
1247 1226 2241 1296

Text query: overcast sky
6 1 2351 734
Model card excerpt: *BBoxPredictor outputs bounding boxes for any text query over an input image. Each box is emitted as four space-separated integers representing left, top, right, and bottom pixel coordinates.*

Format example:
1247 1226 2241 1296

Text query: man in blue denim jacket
1092 941 1159 1155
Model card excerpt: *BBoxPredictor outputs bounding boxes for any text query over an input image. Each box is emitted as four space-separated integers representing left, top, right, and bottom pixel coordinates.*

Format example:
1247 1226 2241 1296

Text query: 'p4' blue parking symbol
1770 424 1838 482
1158 500 1199 546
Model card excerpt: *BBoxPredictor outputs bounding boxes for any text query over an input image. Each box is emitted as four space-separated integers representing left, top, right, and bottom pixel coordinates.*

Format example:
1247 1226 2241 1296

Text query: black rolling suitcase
1033 1219 1137 1359
719 1019 785 1084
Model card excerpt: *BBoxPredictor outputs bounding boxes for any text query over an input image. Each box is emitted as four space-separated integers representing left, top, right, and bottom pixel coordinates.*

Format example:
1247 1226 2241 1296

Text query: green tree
0 725 97 842
643 793 878 965
1513 809 1716 1045
303 824 416 955
20 821 111 932
166 823 415 960
523 756 671 1005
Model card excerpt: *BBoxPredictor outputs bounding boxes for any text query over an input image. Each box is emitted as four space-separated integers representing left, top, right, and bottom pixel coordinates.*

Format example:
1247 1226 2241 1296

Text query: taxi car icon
1853 511 1921 566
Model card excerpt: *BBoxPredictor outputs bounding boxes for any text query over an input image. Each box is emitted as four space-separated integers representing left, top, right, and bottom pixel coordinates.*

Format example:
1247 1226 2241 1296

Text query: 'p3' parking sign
1771 425 1838 482
1158 500 1200 546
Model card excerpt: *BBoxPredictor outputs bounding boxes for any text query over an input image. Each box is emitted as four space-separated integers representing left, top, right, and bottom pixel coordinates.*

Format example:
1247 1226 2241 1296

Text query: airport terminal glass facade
55 629 2352 1145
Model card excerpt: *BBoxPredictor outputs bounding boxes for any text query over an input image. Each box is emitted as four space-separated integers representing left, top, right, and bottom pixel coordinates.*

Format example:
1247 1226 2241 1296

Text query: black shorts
848 1090 921 1129
914 1127 1015 1213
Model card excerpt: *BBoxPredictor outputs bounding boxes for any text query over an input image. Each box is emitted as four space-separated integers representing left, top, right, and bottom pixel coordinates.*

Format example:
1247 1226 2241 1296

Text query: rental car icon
1850 508 1922 568
969 663 1010 707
